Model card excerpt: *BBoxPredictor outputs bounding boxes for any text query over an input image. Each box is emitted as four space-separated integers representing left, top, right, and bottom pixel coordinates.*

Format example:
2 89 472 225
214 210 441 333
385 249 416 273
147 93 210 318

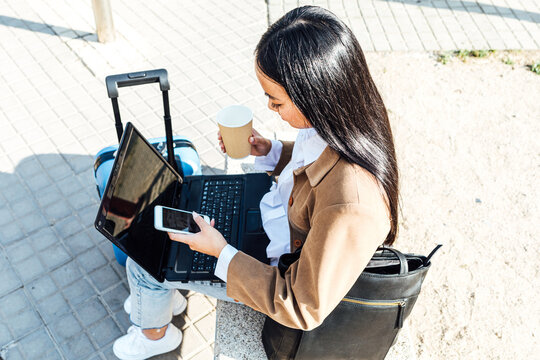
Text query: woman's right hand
218 128 272 157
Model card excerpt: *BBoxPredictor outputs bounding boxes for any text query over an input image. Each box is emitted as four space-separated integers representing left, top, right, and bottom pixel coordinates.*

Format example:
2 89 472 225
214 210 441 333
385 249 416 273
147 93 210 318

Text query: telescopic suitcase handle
105 69 170 98
104 69 180 175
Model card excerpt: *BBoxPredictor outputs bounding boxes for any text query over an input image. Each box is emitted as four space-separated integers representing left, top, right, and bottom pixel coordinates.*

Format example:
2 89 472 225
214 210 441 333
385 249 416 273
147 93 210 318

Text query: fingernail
249 137 254 143
192 211 199 218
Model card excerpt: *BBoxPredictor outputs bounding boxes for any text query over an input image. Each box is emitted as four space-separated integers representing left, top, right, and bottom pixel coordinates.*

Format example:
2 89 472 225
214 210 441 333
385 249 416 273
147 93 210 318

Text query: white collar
295 128 327 166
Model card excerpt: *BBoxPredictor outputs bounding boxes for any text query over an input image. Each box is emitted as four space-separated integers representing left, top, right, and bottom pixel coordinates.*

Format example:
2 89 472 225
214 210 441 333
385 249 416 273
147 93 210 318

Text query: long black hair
256 6 399 245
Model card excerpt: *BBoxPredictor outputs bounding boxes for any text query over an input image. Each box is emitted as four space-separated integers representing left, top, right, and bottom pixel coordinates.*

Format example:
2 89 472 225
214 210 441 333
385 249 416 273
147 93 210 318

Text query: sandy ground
361 51 540 359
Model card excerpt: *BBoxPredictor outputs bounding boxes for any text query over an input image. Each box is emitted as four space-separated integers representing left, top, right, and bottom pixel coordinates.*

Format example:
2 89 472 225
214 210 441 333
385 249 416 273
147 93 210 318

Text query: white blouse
215 128 327 281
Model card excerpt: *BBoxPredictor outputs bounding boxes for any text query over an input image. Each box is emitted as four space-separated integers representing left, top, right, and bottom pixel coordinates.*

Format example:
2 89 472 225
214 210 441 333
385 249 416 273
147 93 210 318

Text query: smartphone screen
162 208 201 233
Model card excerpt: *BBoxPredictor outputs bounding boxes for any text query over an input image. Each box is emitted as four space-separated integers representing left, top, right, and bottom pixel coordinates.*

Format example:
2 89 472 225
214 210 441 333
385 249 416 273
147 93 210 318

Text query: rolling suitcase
93 69 202 266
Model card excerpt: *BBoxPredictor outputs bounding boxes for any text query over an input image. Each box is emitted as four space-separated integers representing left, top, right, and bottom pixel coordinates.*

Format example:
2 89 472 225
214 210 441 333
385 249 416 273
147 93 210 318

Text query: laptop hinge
164 240 178 270
175 181 189 209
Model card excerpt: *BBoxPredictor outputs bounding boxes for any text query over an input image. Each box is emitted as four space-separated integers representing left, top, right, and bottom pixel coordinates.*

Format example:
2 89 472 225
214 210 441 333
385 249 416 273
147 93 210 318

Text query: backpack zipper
342 298 406 328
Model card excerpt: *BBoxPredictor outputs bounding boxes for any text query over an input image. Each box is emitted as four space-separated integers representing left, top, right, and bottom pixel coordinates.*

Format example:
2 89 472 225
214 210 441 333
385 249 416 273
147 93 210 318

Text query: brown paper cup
217 105 253 159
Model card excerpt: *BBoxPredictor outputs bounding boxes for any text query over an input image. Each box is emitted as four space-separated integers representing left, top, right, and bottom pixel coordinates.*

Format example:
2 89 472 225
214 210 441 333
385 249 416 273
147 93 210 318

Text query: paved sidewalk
0 1 272 359
0 0 538 359
269 0 540 51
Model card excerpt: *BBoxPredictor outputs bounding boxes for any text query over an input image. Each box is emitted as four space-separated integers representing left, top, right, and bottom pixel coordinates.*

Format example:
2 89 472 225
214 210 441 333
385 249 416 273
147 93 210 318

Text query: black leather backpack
261 245 441 360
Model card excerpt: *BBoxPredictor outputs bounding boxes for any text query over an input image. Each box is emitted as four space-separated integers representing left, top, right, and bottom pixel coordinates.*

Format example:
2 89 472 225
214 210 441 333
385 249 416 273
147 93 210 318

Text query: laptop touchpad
245 209 263 233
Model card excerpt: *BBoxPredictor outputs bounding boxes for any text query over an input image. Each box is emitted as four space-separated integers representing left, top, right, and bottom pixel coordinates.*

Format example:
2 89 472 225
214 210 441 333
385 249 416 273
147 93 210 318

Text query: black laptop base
164 173 272 282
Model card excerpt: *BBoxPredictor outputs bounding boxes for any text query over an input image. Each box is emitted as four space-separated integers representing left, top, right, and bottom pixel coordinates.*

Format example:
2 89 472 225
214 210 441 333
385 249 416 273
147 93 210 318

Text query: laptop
95 122 272 283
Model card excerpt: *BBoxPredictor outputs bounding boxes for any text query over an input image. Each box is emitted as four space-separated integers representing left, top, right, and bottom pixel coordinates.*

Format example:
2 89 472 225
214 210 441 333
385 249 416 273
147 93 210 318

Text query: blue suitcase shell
94 135 201 266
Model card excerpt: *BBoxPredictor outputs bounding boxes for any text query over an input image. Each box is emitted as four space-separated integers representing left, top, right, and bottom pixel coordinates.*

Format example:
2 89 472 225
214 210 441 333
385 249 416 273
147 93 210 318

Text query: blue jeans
126 257 237 329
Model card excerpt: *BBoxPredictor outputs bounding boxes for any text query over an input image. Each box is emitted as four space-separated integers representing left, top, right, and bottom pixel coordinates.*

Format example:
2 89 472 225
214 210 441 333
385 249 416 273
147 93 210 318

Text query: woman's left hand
168 212 228 258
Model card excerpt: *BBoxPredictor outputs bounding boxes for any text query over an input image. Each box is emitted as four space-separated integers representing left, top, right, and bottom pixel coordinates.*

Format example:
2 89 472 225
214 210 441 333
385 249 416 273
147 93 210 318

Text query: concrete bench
213 300 416 360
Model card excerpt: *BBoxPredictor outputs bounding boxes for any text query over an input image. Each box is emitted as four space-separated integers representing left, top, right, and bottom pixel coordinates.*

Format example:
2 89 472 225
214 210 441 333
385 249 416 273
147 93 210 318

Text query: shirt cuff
214 244 238 282
254 140 283 171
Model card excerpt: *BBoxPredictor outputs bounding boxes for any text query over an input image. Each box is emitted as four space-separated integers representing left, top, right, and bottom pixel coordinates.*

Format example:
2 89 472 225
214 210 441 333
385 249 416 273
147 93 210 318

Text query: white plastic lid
216 105 253 127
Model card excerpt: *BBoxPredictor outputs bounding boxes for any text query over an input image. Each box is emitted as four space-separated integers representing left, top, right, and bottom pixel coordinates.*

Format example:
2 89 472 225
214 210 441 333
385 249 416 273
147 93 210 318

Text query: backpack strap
377 246 408 274
424 244 443 266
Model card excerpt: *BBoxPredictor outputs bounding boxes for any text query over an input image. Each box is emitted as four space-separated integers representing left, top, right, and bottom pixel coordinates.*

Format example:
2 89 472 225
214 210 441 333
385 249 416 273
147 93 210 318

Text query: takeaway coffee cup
217 105 253 159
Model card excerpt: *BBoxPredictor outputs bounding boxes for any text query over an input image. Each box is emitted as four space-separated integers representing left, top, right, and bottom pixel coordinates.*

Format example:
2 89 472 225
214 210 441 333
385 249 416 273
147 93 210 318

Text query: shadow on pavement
0 152 223 359
0 15 95 40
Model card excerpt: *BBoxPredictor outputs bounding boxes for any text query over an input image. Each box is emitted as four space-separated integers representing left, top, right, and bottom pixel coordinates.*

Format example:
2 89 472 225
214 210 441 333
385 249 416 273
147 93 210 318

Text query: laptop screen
96 123 181 280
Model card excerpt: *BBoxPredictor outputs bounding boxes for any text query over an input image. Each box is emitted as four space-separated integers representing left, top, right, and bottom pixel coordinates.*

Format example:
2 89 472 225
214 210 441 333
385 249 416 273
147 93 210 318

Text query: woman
113 6 398 359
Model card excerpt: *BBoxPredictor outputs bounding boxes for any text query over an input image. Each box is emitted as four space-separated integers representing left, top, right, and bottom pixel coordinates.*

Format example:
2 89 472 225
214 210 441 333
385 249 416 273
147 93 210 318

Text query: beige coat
227 141 391 330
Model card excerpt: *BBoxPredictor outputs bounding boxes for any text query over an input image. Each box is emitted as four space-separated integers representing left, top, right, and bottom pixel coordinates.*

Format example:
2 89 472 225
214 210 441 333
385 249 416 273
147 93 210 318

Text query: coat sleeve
271 141 294 176
225 203 388 330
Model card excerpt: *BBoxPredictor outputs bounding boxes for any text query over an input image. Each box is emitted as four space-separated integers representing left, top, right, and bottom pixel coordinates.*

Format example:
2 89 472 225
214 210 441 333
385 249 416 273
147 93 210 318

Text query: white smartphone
154 206 210 234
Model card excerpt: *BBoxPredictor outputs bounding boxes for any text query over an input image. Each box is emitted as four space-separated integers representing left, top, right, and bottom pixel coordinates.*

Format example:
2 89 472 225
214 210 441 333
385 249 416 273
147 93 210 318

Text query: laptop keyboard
191 178 244 273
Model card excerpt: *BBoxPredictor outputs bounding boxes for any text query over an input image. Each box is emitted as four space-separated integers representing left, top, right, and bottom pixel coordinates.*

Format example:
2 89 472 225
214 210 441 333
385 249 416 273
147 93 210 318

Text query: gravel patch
364 50 539 359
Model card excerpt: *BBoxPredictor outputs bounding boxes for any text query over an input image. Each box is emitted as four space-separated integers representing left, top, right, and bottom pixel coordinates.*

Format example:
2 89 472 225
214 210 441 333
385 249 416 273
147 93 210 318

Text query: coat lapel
293 146 341 187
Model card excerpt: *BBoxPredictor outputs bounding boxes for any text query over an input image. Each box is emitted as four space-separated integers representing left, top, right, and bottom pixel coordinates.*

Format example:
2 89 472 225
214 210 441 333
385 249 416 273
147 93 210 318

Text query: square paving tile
12 256 47 284
5 241 34 263
37 292 71 324
67 190 96 211
2 182 30 204
2 346 24 360
185 293 214 322
0 322 13 347
49 312 83 344
99 344 116 360
45 162 73 183
0 221 25 245
50 259 83 288
64 230 95 256
63 278 97 307
0 260 21 296
0 206 15 226
34 184 64 208
19 211 49 235
10 197 39 217
102 283 129 313
88 316 122 348
114 309 132 332
4 308 42 340
194 313 216 342
77 205 100 227
43 198 72 222
76 297 108 327
54 215 85 239
190 348 214 360
25 172 53 192
27 274 58 301
100 235 119 256
76 247 108 273
89 264 121 292
39 242 71 269
60 332 96 360
179 325 207 359
0 288 32 319
17 327 57 360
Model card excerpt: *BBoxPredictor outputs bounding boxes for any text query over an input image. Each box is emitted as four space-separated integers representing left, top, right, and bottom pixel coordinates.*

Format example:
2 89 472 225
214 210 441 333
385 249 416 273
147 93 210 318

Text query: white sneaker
113 323 182 360
123 291 187 316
